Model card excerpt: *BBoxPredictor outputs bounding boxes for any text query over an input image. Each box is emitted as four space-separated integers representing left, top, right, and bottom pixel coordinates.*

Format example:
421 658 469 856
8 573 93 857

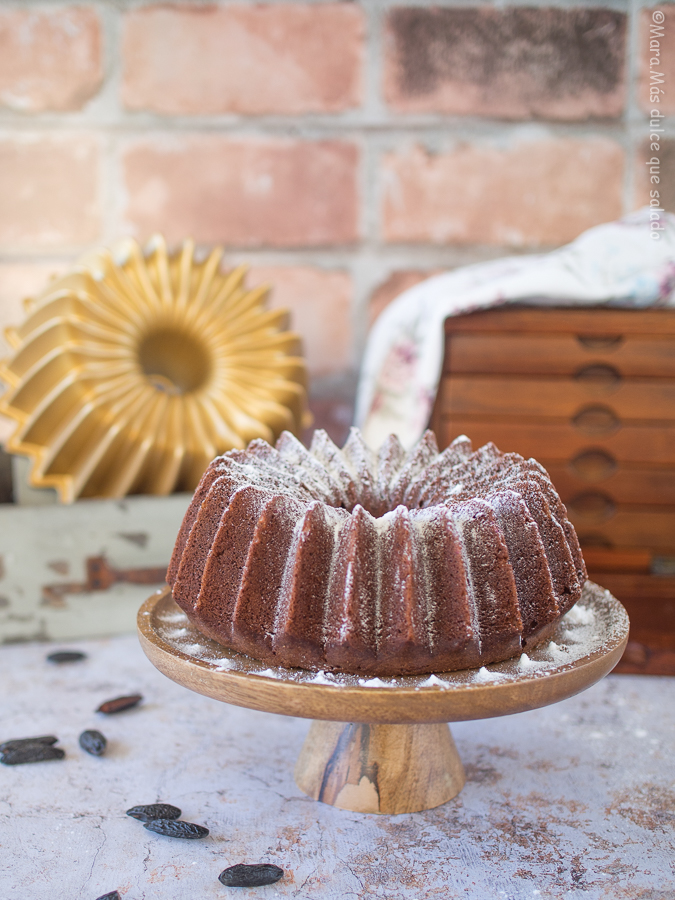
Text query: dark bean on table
1 745 65 765
96 694 143 715
47 650 87 663
126 803 181 822
143 819 209 839
219 864 285 888
79 730 107 756
94 892 120 900
0 735 58 753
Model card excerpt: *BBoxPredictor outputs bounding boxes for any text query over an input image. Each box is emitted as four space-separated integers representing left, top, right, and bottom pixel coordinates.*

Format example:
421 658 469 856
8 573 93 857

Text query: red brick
634 140 675 214
382 140 624 248
0 138 101 249
122 138 359 247
369 271 436 329
0 8 102 112
123 4 363 115
247 266 353 376
384 7 626 120
639 7 675 114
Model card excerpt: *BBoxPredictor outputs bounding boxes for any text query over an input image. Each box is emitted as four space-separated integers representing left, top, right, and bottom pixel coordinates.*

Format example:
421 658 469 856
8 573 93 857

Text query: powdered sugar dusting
545 641 569 658
564 604 595 626
213 658 233 670
166 627 189 639
472 666 507 683
418 674 447 688
160 611 189 624
360 676 392 688
182 642 210 657
256 668 281 680
308 670 336 685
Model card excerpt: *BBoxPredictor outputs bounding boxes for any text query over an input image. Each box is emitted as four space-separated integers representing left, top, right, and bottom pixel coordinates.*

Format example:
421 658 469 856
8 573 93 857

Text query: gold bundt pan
0 236 310 503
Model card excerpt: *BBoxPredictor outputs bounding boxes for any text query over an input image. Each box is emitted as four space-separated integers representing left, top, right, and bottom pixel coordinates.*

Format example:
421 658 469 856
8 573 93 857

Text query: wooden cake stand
138 582 628 816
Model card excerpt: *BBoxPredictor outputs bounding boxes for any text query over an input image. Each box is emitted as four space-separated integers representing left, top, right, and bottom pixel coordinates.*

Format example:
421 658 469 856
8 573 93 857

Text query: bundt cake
167 428 587 676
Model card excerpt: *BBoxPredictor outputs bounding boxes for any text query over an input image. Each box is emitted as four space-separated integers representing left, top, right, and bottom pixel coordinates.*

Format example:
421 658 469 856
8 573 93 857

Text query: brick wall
0 1 673 444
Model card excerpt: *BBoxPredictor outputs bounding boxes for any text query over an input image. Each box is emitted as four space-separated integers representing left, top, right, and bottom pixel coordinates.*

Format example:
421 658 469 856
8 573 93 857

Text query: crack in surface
81 817 107 893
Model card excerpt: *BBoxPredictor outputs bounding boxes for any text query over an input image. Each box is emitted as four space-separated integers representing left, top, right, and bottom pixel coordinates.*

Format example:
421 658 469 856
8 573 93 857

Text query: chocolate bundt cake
167 428 586 676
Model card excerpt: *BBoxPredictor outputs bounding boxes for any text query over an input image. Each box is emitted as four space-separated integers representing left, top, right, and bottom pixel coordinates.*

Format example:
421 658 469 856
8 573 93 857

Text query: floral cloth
355 209 675 450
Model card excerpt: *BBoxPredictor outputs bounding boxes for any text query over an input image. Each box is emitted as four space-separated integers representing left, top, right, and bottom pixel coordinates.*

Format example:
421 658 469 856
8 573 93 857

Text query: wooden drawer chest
430 307 675 675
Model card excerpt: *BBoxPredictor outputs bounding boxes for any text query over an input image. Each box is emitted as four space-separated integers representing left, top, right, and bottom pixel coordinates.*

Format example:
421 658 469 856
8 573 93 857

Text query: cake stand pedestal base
295 721 465 814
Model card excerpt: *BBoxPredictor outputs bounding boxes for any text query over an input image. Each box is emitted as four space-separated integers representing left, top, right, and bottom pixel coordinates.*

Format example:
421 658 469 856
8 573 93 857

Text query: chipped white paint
0 494 191 643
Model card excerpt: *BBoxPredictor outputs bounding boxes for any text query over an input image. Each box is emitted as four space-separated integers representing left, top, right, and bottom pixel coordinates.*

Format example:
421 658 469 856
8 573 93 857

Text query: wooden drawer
432 307 675 673
435 418 675 466
586 573 675 605
445 332 675 378
565 504 675 554
541 462 675 506
437 376 675 422
445 307 675 335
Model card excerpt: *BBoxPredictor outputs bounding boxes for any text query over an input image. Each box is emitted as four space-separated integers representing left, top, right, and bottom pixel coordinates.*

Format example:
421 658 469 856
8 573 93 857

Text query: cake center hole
138 328 211 394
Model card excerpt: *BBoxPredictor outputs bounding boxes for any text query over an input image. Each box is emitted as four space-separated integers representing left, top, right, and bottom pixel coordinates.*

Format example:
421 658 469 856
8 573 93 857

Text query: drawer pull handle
573 405 620 435
570 449 617 481
574 364 621 387
567 491 616 523
577 334 623 350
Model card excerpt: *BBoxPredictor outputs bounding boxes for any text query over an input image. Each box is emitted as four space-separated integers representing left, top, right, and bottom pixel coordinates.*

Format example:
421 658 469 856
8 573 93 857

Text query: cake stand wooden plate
138 582 628 815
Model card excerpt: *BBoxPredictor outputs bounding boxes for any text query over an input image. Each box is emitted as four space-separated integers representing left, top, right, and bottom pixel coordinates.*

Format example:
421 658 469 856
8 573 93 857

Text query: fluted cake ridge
167 427 586 675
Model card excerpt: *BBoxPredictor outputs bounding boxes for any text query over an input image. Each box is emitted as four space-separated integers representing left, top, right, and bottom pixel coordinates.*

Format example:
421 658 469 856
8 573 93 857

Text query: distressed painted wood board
0 493 190 643
0 634 672 899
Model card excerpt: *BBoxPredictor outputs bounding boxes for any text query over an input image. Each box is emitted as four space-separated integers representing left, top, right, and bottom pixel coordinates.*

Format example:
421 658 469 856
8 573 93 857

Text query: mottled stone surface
0 635 672 899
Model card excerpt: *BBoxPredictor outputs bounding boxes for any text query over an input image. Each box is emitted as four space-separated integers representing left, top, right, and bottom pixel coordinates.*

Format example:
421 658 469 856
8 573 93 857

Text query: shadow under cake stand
138 582 628 816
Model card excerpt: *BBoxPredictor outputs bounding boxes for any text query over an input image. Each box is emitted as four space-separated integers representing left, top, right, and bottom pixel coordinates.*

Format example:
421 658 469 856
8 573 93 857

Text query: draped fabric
355 209 675 450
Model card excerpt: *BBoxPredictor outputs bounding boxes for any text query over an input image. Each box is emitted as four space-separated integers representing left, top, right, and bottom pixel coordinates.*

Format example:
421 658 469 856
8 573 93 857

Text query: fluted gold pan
0 236 310 502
